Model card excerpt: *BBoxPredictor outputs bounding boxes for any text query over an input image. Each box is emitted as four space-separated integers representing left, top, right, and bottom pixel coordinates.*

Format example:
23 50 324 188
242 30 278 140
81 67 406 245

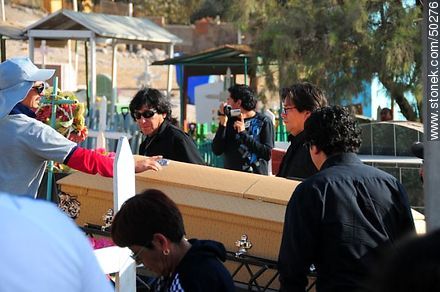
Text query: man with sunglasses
276 82 327 180
129 87 204 164
0 57 163 198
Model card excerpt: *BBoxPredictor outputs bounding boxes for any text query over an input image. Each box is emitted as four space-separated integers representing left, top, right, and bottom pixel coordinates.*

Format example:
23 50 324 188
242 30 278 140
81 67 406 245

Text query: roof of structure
152 44 253 76
0 24 25 39
24 10 182 44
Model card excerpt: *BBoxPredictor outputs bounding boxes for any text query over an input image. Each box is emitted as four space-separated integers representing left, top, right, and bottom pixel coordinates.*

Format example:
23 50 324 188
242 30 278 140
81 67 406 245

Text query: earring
163 249 170 256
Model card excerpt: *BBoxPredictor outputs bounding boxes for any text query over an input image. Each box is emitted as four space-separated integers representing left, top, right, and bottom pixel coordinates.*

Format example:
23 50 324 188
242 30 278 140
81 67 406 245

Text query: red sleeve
65 147 114 177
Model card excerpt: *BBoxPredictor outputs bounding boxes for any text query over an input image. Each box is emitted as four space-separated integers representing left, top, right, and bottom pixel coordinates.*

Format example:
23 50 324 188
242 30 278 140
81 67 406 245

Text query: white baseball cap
0 57 55 119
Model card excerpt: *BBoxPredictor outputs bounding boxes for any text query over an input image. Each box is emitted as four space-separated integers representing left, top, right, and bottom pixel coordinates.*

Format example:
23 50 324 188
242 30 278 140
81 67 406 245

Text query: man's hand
233 113 245 133
218 102 228 127
135 155 163 173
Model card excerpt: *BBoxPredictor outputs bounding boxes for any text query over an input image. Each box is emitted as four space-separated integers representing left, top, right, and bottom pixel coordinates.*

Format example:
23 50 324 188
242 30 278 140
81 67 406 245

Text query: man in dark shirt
212 84 274 175
278 106 415 292
276 82 327 179
130 88 204 165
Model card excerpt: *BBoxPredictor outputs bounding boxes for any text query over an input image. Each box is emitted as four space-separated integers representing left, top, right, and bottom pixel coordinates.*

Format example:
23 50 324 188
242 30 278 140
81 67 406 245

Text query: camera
223 105 241 119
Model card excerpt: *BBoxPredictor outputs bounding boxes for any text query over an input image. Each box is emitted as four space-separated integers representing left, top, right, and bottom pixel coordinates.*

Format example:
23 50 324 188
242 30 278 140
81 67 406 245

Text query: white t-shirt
0 114 76 197
0 194 114 292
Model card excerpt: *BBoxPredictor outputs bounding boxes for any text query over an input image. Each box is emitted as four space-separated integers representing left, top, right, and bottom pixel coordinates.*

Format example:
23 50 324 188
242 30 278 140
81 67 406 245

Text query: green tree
190 0 229 22
132 0 203 24
235 0 422 121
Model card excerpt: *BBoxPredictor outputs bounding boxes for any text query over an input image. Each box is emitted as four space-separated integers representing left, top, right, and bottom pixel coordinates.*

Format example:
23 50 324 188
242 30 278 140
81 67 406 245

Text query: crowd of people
0 57 434 292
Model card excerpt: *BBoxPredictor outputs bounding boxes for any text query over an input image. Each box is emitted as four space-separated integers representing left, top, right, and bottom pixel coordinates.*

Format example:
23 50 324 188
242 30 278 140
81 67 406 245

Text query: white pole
72 0 78 85
28 37 35 62
67 39 72 70
89 34 96 105
41 40 46 68
128 2 133 53
1 0 5 22
111 39 118 122
166 43 174 99
96 96 107 150
113 136 137 291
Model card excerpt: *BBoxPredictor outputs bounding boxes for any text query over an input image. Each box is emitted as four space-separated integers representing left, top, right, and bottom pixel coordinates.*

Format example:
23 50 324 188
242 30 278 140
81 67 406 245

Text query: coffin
58 157 300 261
57 157 426 281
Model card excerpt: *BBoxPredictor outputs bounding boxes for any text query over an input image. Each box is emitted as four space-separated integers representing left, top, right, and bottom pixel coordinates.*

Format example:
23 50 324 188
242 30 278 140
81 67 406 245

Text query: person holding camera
212 84 274 175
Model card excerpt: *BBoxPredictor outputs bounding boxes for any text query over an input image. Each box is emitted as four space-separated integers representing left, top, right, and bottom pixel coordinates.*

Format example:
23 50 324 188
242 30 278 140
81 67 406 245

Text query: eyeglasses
32 83 45 95
281 106 296 115
134 109 157 120
130 247 146 265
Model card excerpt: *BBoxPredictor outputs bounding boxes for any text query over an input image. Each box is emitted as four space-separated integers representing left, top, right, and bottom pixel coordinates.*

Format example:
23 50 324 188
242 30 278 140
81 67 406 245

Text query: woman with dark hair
111 189 235 292
129 88 204 164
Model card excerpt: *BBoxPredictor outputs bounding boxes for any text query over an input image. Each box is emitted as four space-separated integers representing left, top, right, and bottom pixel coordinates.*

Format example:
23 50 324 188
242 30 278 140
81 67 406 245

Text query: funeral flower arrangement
36 88 88 143
36 88 89 173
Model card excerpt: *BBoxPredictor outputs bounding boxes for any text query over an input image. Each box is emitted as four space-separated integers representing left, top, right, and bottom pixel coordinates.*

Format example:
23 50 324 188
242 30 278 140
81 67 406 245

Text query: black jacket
276 132 318 180
211 112 274 175
156 239 235 292
278 153 415 292
139 120 204 165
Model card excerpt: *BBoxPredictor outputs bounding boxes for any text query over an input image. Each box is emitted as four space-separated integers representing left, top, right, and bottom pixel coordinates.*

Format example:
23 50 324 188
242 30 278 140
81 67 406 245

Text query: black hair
380 107 392 115
281 82 328 112
228 84 257 111
129 87 172 121
304 105 362 156
111 189 186 248
380 107 393 121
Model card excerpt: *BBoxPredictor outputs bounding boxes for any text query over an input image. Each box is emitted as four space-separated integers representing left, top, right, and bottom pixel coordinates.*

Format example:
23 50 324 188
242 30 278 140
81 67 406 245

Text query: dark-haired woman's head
111 189 186 276
129 88 173 136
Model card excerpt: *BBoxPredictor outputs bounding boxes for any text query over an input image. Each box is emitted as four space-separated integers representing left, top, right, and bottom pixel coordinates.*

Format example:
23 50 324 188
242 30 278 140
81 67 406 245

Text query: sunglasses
134 109 157 120
32 83 45 95
130 247 145 265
